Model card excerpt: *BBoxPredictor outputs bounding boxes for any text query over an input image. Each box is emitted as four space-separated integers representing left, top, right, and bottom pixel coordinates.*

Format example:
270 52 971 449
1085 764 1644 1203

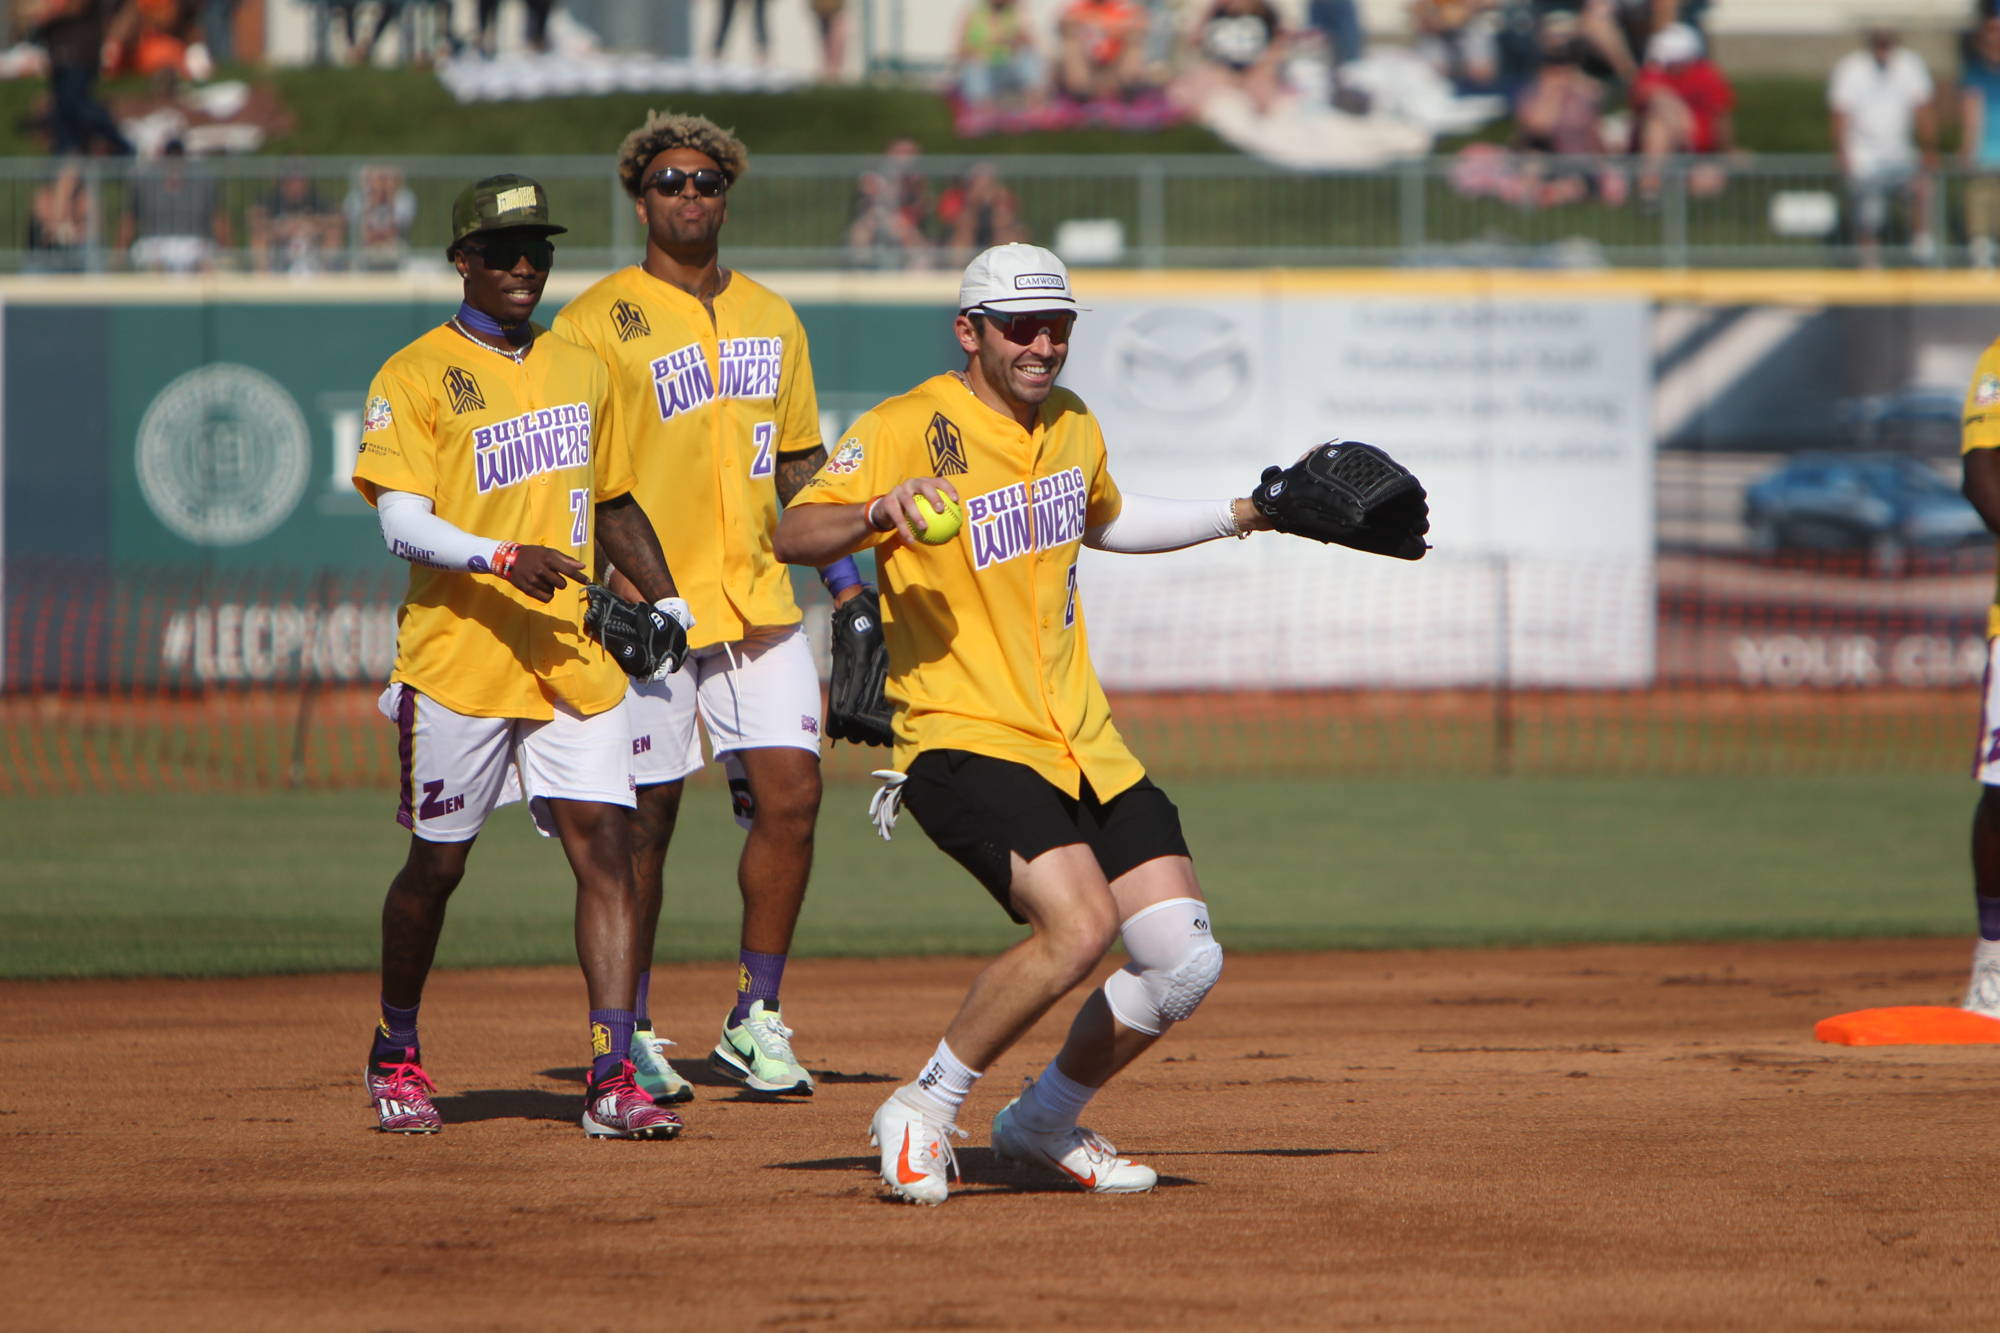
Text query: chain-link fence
6 152 1991 273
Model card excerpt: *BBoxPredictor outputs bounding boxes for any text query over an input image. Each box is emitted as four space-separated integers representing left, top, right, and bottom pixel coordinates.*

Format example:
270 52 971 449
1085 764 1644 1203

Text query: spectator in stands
344 164 417 272
1510 11 1627 206
1410 0 1502 91
1630 22 1732 203
1172 0 1287 117
1309 0 1364 68
27 163 91 271
1538 0 1637 87
105 0 211 80
714 0 770 62
476 0 551 54
1962 16 2000 269
1059 0 1149 102
119 139 230 273
810 0 846 81
29 0 134 156
332 0 404 66
1828 26 1938 267
250 161 343 275
957 0 1045 112
846 139 933 270
938 163 1026 261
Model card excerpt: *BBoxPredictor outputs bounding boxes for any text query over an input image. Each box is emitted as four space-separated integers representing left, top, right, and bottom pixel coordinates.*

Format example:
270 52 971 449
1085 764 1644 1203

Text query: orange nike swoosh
1060 1162 1097 1189
896 1127 928 1185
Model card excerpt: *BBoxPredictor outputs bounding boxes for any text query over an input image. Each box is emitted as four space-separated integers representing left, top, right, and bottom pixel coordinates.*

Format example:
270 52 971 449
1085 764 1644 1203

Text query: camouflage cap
449 174 569 247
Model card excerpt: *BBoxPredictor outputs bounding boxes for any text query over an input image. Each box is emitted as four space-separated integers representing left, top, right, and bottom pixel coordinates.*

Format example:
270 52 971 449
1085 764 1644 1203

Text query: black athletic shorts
900 749 1191 924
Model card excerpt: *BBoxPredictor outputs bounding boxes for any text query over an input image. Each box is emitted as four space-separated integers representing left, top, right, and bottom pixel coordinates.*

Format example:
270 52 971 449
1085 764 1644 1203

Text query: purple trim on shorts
396 685 418 831
1980 639 1996 782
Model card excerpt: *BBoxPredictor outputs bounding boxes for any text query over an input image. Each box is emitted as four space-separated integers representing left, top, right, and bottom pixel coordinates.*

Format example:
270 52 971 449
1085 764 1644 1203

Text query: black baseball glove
581 584 690 680
1251 441 1430 561
826 586 894 747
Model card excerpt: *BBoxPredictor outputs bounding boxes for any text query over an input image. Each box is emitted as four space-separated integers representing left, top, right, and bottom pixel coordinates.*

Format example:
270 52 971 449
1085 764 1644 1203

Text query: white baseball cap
958 243 1088 315
1645 22 1702 64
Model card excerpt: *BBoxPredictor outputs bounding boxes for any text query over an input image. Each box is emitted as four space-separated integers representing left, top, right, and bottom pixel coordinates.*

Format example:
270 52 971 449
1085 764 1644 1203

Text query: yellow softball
908 493 963 545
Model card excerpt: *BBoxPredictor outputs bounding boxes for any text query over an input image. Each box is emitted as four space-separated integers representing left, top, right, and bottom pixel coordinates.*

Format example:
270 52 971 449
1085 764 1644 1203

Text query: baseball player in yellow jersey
777 244 1283 1205
553 112 858 1102
1957 344 2000 1017
355 175 693 1142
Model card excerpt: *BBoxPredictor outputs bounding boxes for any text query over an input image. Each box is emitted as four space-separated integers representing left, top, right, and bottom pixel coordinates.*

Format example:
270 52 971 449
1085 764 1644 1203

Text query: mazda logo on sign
1107 307 1251 421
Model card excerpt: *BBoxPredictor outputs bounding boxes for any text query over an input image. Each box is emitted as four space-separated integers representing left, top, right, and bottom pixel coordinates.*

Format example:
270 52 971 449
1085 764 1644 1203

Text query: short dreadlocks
616 110 749 199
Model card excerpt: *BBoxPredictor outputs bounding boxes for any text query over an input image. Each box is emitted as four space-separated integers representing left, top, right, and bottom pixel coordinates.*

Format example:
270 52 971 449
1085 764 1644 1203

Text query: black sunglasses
975 308 1076 345
461 234 555 271
645 167 732 198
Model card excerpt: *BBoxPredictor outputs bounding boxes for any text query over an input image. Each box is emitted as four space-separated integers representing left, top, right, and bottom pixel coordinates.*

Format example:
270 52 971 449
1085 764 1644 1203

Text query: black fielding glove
1251 440 1430 561
825 586 894 747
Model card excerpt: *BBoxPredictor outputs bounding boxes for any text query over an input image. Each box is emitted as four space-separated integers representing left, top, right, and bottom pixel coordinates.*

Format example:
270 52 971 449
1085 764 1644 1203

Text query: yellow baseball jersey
791 373 1139 799
353 324 635 720
1964 339 2000 637
553 268 821 649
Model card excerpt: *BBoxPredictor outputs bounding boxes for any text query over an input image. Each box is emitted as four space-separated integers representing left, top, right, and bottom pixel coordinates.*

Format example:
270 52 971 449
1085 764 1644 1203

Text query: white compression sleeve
377 489 506 572
1084 494 1239 554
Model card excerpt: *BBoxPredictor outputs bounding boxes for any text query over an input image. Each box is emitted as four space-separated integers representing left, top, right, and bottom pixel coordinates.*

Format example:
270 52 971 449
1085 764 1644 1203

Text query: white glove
645 597 697 682
868 769 907 842
653 597 696 634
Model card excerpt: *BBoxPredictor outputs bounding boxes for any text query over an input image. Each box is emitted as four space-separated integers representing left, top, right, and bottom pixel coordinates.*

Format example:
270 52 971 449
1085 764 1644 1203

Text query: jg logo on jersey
136 363 312 547
650 338 783 421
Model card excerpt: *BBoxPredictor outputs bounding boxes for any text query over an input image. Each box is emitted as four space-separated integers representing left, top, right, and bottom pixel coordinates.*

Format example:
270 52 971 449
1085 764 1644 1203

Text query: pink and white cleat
582 1060 684 1140
367 1051 442 1134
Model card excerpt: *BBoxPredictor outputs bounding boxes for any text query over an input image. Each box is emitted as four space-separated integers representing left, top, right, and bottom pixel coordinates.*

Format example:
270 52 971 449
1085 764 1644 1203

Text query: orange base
1814 1005 2000 1046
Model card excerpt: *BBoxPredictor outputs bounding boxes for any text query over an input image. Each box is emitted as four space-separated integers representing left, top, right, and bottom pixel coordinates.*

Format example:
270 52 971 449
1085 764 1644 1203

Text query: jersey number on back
751 422 775 479
570 488 590 548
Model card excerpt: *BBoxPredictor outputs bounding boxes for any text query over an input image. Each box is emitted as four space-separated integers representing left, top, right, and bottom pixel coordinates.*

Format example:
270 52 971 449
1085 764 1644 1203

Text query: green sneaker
709 1000 814 1096
630 1029 694 1105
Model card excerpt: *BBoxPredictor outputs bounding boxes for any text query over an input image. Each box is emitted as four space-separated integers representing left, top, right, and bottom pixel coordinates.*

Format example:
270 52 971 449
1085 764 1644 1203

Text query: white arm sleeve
377 489 506 572
1084 494 1240 554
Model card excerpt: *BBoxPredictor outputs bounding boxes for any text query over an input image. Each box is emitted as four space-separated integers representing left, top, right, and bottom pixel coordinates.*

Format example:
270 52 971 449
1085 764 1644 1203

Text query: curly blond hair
616 111 749 198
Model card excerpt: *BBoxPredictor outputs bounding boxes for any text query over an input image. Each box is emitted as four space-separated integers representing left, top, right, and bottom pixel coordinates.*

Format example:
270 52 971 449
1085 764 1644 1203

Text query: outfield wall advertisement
3 272 1995 693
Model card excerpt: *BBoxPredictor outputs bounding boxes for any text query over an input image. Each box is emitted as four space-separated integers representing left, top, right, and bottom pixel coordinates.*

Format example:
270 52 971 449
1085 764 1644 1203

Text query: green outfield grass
0 774 1977 979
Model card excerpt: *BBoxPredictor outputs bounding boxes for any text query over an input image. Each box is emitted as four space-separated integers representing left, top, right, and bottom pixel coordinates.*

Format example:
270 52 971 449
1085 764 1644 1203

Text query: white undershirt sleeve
1084 494 1240 554
377 489 506 573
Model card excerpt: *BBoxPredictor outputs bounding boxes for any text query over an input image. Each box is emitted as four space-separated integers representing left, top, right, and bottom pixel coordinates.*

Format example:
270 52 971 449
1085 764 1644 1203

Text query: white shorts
627 624 824 786
380 683 636 843
1979 637 2000 786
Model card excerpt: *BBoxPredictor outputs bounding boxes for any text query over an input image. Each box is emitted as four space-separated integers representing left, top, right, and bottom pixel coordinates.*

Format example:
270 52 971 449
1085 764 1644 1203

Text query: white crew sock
908 1038 980 1119
1015 1059 1097 1133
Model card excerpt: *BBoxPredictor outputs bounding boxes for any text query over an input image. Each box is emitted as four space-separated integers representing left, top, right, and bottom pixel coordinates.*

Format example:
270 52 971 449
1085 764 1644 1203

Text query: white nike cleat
869 1088 965 1206
1964 940 2000 1018
991 1095 1157 1195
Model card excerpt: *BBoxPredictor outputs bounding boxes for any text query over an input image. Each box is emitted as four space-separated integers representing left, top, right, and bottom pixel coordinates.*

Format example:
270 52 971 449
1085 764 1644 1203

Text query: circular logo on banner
136 364 311 546
1107 307 1252 421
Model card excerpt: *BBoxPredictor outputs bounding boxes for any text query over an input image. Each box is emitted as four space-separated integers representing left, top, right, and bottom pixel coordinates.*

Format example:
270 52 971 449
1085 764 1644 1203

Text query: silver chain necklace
449 317 529 364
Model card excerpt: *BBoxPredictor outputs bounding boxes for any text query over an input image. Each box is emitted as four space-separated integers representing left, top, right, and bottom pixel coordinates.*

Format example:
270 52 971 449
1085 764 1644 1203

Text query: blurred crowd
845 140 1029 270
27 153 419 274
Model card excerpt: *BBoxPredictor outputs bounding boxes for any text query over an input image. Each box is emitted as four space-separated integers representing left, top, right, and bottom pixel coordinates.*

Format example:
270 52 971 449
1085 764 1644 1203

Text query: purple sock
590 1009 636 1085
730 950 787 1025
635 970 652 1028
372 997 420 1064
1979 895 2000 942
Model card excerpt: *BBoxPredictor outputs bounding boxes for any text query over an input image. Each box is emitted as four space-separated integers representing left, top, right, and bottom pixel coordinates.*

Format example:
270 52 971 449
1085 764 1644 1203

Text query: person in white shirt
1827 26 1938 267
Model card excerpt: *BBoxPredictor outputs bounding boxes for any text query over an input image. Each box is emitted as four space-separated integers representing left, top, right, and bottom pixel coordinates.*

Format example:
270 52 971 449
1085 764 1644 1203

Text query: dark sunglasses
461 234 555 271
975 308 1076 345
645 167 732 198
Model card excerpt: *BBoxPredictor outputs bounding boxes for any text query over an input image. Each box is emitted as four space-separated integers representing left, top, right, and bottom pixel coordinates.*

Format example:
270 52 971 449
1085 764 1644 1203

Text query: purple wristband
819 556 863 597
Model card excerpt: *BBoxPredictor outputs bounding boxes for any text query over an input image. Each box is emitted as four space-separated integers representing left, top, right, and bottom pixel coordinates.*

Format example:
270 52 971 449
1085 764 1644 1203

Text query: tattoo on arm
594 493 679 602
775 445 828 508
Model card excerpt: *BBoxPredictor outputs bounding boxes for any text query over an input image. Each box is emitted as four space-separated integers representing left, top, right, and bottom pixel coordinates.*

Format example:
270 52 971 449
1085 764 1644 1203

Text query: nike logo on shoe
897 1127 931 1185
1059 1162 1098 1189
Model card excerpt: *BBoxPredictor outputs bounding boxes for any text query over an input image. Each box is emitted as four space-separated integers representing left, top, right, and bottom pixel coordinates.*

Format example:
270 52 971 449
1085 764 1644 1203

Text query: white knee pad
1102 897 1223 1037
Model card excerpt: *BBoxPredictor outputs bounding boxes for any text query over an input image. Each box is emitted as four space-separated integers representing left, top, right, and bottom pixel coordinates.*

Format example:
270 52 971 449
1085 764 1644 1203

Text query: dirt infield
7 940 1999 1330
